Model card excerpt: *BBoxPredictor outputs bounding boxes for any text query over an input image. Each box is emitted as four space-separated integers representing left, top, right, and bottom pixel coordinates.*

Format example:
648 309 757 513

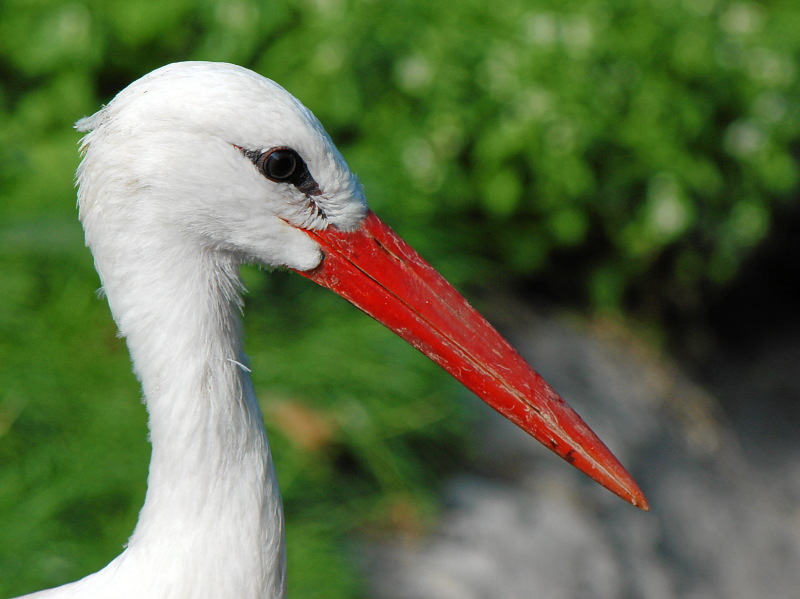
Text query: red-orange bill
294 210 648 510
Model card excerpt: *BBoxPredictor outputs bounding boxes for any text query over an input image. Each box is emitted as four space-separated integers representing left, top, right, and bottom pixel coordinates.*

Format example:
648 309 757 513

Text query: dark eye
259 149 298 181
238 145 322 196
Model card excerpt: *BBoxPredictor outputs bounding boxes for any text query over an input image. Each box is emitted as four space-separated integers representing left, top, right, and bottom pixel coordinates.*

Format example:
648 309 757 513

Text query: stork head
76 61 365 271
76 62 647 510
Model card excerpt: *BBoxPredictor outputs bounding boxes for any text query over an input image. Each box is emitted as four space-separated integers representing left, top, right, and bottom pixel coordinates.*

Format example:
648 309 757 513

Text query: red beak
295 210 648 510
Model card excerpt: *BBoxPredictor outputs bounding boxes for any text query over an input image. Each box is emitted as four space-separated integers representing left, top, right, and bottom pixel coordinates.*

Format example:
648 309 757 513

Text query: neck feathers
70 236 286 598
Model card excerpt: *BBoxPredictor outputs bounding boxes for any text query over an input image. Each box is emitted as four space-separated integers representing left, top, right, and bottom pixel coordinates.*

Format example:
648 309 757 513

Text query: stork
13 62 646 599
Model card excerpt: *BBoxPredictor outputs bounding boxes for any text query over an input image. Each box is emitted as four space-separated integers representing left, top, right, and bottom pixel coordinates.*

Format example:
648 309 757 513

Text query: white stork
14 62 646 599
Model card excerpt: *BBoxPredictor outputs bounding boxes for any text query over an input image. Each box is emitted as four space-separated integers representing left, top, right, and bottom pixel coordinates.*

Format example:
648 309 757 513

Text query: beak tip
604 467 649 511
597 458 650 511
631 490 650 511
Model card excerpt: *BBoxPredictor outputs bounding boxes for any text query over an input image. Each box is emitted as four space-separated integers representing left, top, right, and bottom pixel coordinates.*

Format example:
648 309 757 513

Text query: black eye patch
238 146 322 197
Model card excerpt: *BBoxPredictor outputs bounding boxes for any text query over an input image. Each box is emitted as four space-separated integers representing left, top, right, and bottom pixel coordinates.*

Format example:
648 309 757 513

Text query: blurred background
1 0 799 597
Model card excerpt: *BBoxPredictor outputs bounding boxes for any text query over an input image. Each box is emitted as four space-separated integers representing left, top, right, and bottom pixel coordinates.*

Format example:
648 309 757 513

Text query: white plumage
13 62 645 599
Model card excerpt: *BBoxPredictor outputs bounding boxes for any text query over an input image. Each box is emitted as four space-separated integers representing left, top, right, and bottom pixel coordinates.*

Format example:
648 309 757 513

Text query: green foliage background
1 0 798 597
